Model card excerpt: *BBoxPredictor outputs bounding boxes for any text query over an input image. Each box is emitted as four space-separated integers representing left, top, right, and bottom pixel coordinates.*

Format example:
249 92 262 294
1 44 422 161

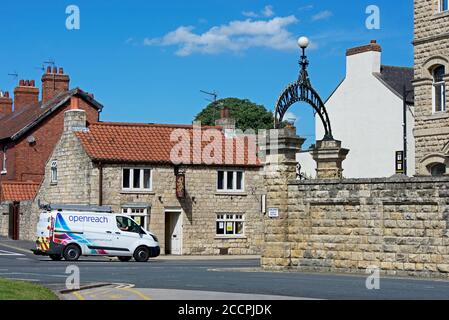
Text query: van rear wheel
63 244 81 261
118 256 132 262
49 254 63 261
133 247 150 262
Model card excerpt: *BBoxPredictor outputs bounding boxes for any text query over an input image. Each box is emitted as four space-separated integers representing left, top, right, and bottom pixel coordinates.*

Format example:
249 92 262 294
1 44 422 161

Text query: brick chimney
346 40 382 79
14 80 39 112
41 66 70 103
0 91 13 118
215 106 236 129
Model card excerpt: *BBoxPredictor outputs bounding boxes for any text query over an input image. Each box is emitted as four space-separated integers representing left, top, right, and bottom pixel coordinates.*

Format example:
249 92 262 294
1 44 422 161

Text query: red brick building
0 66 103 202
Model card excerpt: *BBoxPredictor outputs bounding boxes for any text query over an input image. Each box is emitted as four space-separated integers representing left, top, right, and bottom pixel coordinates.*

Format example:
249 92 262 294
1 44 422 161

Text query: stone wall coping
289 176 449 186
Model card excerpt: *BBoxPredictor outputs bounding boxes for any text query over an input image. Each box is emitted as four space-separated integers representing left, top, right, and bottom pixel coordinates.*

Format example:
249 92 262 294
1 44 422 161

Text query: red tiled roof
75 122 260 167
1 181 40 202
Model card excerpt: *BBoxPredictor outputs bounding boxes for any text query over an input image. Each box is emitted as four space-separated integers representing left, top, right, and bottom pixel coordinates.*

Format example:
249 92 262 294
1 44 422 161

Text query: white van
33 204 160 262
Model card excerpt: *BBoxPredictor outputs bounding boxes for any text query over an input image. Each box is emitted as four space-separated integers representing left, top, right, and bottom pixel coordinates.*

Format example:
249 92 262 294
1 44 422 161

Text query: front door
8 202 20 240
165 210 182 255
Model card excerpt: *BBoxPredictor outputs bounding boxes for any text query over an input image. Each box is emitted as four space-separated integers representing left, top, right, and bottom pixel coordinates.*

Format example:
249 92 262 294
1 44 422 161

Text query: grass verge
0 278 58 300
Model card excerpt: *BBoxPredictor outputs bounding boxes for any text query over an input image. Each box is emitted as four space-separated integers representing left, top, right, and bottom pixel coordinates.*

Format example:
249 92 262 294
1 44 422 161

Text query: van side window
116 216 141 234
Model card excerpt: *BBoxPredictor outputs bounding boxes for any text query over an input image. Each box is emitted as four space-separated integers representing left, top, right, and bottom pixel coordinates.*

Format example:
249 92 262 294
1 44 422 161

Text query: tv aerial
200 90 218 103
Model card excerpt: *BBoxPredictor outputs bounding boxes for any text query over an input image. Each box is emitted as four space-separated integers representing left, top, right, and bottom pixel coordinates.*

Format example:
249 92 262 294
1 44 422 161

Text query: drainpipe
98 162 103 206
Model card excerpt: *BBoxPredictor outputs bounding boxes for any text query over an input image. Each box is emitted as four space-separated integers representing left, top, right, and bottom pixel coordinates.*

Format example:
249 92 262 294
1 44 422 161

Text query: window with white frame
216 214 245 237
217 170 244 192
121 207 149 229
50 161 58 184
440 0 448 12
1 149 6 174
433 65 446 113
122 168 152 191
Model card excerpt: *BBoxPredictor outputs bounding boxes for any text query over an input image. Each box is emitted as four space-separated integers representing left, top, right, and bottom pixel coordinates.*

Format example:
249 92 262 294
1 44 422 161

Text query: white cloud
242 5 275 18
144 15 300 56
242 11 259 18
262 5 275 17
311 10 333 21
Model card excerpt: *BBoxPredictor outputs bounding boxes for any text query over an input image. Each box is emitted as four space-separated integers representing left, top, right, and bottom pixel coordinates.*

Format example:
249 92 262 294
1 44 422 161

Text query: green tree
194 98 274 131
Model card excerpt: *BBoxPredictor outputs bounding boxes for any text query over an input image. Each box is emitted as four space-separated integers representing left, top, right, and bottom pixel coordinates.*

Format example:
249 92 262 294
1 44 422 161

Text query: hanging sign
176 174 186 198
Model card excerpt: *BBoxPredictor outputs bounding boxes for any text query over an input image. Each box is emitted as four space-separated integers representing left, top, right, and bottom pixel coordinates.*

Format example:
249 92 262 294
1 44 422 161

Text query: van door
82 214 115 255
112 216 142 255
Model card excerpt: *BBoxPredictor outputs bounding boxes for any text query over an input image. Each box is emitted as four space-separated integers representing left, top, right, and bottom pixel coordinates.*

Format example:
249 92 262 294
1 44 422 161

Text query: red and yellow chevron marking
37 237 50 252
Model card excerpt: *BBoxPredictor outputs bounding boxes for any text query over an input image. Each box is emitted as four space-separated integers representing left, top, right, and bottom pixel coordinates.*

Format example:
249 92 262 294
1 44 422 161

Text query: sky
0 1 414 145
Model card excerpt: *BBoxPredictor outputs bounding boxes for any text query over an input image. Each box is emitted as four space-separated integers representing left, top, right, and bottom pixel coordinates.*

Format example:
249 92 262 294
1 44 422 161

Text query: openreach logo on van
68 215 109 224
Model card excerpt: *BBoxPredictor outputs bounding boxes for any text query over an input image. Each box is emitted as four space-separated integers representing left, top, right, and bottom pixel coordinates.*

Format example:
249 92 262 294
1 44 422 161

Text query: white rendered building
298 40 415 178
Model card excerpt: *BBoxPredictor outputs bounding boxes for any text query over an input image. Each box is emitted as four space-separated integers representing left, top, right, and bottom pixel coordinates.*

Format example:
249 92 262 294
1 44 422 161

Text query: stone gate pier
262 128 449 278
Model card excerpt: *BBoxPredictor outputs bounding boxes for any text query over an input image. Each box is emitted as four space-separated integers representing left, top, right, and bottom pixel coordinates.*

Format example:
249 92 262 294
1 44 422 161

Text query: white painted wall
298 49 415 179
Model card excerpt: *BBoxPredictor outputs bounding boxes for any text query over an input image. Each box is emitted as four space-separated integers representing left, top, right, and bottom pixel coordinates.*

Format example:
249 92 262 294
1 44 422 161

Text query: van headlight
150 234 159 242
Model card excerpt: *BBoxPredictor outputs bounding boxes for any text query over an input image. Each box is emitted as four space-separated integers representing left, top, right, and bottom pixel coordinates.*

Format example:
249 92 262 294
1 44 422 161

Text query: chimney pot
46 66 52 73
41 67 70 103
19 80 25 86
30 80 35 87
5 91 9 98
371 40 377 44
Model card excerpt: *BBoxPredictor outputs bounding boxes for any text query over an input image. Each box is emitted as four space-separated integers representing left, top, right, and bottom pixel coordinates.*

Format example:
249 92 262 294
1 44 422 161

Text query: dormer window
433 66 446 113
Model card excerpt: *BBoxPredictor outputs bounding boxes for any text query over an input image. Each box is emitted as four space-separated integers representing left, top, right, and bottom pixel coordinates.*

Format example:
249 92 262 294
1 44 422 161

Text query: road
1 240 449 300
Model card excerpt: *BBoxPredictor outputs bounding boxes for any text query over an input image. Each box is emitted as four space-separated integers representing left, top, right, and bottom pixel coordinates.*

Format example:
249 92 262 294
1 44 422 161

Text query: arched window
430 163 446 176
440 0 449 12
433 65 446 113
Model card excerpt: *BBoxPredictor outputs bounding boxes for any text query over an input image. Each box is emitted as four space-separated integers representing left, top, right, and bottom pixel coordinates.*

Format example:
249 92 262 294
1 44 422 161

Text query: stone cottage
33 100 265 255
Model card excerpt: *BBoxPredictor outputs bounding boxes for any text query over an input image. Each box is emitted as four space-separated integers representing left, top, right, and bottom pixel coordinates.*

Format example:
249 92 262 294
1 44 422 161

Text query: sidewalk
155 255 260 261
0 238 35 254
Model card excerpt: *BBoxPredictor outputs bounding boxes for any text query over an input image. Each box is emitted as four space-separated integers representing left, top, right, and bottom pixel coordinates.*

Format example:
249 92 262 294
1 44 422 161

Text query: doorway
8 202 20 240
164 210 183 255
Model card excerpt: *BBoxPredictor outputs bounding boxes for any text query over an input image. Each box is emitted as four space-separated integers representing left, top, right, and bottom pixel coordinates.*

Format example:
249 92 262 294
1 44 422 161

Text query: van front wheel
133 247 150 262
63 244 81 261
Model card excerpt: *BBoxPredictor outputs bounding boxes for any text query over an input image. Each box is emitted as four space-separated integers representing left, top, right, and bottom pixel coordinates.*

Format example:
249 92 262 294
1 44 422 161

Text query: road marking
0 272 67 278
118 287 152 300
72 291 85 301
5 278 41 282
0 249 24 256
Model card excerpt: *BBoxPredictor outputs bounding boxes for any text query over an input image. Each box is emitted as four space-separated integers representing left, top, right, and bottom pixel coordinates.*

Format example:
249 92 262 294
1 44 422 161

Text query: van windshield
116 216 141 234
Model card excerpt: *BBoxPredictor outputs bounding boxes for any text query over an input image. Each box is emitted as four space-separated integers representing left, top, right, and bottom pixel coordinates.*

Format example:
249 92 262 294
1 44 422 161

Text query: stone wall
413 0 449 175
262 176 449 278
0 203 9 237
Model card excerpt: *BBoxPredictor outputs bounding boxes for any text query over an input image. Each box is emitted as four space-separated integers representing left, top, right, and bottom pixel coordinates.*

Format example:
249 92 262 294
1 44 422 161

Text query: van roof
41 204 113 213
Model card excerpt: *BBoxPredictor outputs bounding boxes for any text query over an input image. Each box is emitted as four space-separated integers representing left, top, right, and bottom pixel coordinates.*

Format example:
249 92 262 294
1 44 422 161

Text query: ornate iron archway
274 38 333 140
